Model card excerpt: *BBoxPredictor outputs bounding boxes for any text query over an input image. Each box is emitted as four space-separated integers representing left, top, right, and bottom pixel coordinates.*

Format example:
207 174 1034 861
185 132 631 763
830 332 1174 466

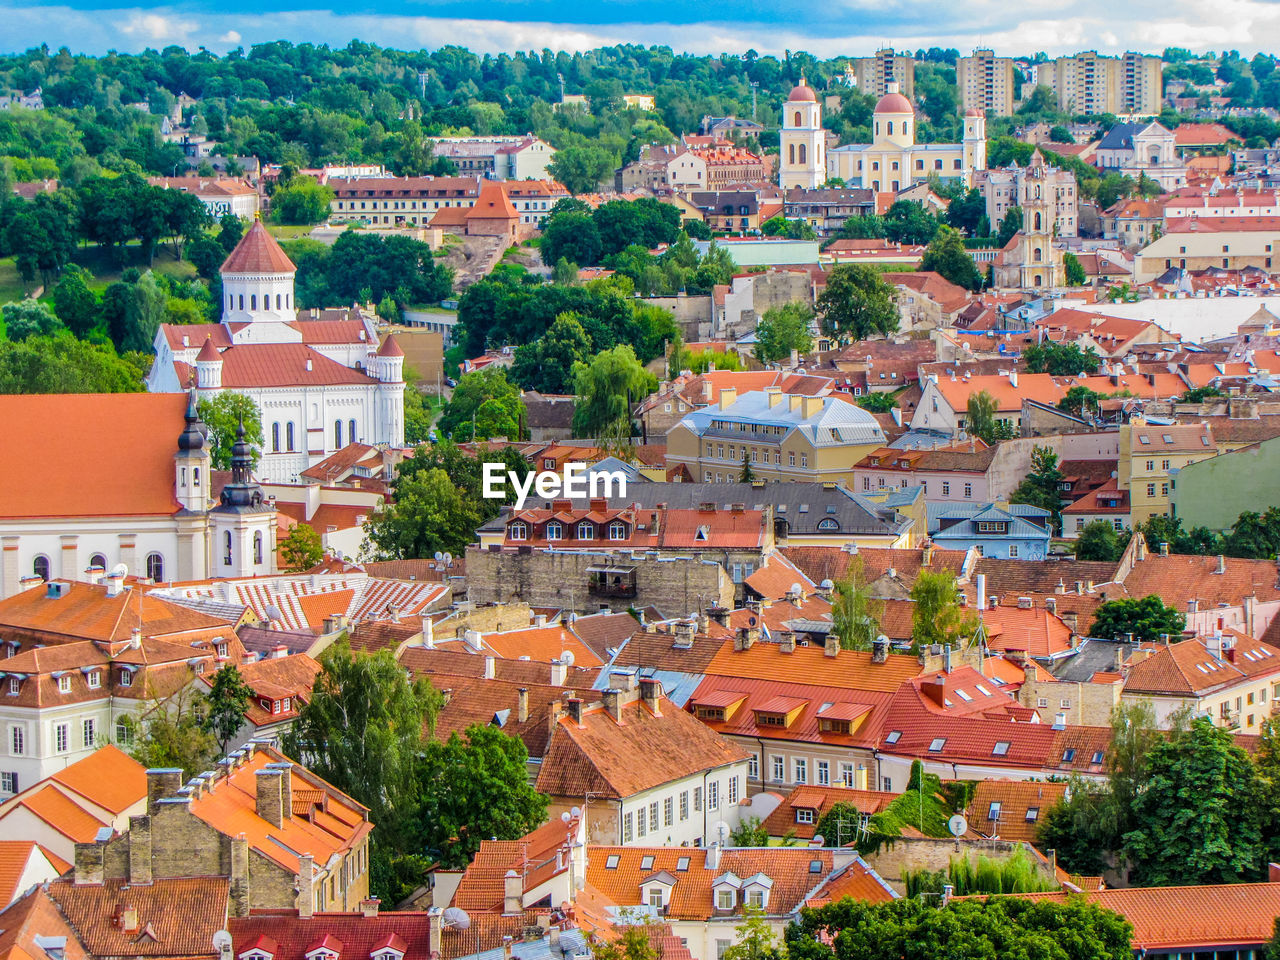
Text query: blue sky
2 0 1274 58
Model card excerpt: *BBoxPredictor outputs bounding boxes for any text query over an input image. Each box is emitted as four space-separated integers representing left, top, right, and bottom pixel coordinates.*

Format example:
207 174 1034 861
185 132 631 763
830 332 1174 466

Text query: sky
3 0 1280 59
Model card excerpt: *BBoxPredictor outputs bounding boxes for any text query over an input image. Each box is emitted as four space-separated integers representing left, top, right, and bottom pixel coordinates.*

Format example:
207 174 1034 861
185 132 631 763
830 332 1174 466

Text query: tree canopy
815 264 899 342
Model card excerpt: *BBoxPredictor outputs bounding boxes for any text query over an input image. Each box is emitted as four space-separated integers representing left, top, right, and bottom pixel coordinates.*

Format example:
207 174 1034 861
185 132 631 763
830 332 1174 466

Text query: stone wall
861 836 1057 894
465 547 734 617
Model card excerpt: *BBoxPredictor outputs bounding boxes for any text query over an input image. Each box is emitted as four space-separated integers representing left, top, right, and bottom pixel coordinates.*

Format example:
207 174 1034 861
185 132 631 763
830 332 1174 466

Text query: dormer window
508 521 528 541
716 889 735 910
577 521 595 540
7 677 18 695
240 952 274 960
546 521 563 540
57 675 71 694
86 671 100 689
608 521 627 540
120 669 133 687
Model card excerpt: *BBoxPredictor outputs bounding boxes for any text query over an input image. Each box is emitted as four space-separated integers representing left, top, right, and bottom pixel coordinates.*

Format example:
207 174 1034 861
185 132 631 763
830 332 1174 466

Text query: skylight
1091 750 1105 764
1062 748 1077 762
956 689 973 702
886 730 902 744
606 855 620 869
641 855 654 871
928 737 946 752
975 684 991 696
1163 434 1174 443
993 741 1010 756
677 857 690 871
1139 435 1151 444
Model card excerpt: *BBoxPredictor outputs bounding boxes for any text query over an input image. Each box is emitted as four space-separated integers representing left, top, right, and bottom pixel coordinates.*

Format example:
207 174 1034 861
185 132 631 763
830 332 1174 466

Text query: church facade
779 78 826 190
147 220 406 484
826 83 988 191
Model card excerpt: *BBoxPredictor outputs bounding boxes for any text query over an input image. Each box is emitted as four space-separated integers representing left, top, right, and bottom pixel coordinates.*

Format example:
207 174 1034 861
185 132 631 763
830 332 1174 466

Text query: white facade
616 762 749 847
779 81 825 190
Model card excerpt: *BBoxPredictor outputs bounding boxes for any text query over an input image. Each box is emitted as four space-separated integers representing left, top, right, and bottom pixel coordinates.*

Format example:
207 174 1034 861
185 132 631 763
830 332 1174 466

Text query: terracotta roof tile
222 220 296 274
46 876 230 958
762 785 896 839
213 344 376 388
3 785 109 843
0 843 59 906
49 745 147 815
0 887 88 960
964 779 1067 844
568 612 643 660
980 607 1075 657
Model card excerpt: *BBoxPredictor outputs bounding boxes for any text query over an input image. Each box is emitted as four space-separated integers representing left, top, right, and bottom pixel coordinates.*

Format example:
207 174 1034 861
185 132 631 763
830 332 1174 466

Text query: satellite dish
812 834 825 846
111 562 129 579
713 820 731 844
570 806 582 818
948 814 968 837
443 552 453 564
434 551 444 562
265 604 284 622
820 579 834 591
876 634 889 644
561 650 575 666
561 811 571 823
212 931 232 952
789 582 802 596
442 907 471 930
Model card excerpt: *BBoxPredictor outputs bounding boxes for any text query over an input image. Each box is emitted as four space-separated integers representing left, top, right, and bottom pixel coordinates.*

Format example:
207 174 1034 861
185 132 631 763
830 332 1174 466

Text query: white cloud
115 11 198 41
219 29 241 44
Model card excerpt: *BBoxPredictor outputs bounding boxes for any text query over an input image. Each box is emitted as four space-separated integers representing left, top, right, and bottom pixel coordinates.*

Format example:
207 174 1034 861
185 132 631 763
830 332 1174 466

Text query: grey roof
679 391 885 447
237 625 318 655
1097 121 1169 152
928 501 1052 542
584 457 647 484
475 480 915 538
1049 638 1140 683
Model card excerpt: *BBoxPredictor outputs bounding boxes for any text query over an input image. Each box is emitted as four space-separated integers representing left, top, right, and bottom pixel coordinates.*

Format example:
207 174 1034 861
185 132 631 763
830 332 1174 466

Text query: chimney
550 659 568 686
421 616 435 648
1159 542 1170 556
718 386 738 409
779 631 796 653
1215 554 1227 574
705 841 721 870
824 635 839 657
801 395 823 418
146 768 184 815
765 386 784 408
704 378 714 402
360 898 380 918
428 908 443 957
566 698 583 725
639 677 662 714
106 572 124 598
297 853 315 918
517 687 529 723
1113 644 1126 671
534 614 547 627
73 830 108 885
1188 599 1199 614
1052 712 1066 730
128 814 152 884
673 621 696 649
1135 537 1147 562
602 688 623 722
503 870 522 915
1045 597 1057 614
923 674 947 707
484 656 496 679
255 767 285 827
230 836 250 917
871 637 888 664
943 645 952 674
736 626 758 650
707 606 730 627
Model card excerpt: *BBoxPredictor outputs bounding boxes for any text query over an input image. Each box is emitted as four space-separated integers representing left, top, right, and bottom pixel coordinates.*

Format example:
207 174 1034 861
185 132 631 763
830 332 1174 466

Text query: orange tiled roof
4 785 108 842
964 779 1067 844
981 606 1074 657
0 843 57 906
0 887 87 960
222 220 296 274
762 785 896 839
451 818 579 912
704 641 922 692
1123 638 1280 697
49 745 147 815
744 555 815 601
480 625 604 668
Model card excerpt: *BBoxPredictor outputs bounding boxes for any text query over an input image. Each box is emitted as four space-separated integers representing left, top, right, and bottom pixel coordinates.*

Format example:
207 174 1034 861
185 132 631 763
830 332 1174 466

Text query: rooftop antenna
750 81 759 121
418 70 429 101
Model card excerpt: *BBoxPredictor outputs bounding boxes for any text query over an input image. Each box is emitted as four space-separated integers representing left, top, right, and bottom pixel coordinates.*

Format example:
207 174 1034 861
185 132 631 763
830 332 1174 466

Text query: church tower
173 390 213 583
962 109 987 184
1012 150 1063 289
209 421 277 579
779 76 825 190
219 218 298 326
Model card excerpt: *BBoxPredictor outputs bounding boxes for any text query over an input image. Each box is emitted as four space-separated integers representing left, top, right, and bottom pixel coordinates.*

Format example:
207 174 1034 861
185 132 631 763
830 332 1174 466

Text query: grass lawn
0 258 27 303
265 223 317 240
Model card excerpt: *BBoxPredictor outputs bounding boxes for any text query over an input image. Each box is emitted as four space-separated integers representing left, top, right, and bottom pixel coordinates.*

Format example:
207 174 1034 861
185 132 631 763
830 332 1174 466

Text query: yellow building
666 386 887 486
957 49 1015 116
827 83 987 190
1118 419 1216 523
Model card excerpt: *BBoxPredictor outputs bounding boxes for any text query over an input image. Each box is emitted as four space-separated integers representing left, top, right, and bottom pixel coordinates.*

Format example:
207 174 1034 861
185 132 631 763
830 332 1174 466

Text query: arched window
250 294 257 310
253 532 263 564
1033 247 1043 262
32 555 49 581
224 531 233 565
788 144 795 165
817 518 840 531
227 294 232 312
194 467 200 488
272 423 280 452
286 294 291 308
875 122 880 136
508 521 528 540
546 521 563 540
146 552 164 582
577 521 595 540
1034 212 1042 231
793 110 802 127
286 423 295 451
335 420 343 448
276 294 282 309
349 419 357 444
888 121 894 135
608 521 627 540
799 144 807 165
903 121 909 137
89 553 107 570
239 294 245 311
1034 274 1043 287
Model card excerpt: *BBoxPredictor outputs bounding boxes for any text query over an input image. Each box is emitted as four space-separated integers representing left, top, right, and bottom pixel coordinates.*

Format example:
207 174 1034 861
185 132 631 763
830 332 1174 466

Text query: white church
148 219 406 483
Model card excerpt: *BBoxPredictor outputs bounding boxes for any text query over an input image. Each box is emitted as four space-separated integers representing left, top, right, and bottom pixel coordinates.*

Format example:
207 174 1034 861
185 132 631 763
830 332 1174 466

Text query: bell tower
779 76 825 190
209 420 277 579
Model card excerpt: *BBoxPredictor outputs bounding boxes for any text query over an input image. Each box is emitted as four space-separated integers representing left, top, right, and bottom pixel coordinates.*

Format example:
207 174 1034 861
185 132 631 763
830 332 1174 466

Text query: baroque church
147 219 406 483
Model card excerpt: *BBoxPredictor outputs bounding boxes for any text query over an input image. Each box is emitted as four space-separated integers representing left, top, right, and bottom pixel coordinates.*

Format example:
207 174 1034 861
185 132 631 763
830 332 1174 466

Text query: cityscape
5 31 1280 960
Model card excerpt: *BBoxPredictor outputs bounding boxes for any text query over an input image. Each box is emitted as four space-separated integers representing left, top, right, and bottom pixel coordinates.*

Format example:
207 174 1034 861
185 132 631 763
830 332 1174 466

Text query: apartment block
1033 51 1162 116
851 49 915 99
957 49 1015 116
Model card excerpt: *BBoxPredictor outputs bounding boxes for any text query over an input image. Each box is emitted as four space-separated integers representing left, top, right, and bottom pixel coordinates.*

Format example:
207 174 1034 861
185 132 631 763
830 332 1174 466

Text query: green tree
202 665 253 757
394 441 531 523
920 225 982 291
1023 341 1101 375
883 200 939 245
271 176 335 224
723 909 785 960
51 265 100 337
943 188 988 236
539 211 603 267
754 302 815 364
910 570 975 653
280 522 324 572
1123 716 1265 886
996 206 1023 247
1037 776 1119 876
571 343 657 448
855 392 898 413
1058 385 1107 418
440 368 525 441
510 312 594 393
739 452 755 482
364 467 480 560
0 335 144 393
127 683 216 780
1106 700 1162 847
593 928 657 960
1075 520 1127 561
1181 385 1223 404
730 816 770 846
1089 594 1186 641
416 724 548 869
2 299 64 341
964 389 1013 443
815 264 899 342
547 144 616 194
831 554 882 652
1064 252 1087 286
196 392 264 470
1010 445 1065 533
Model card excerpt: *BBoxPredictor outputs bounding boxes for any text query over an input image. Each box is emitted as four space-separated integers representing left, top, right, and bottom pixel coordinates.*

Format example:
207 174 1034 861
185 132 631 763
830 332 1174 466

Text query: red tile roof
762 785 896 839
222 220 297 274
214 344 376 388
964 779 1067 844
980 607 1075 657
49 745 147 815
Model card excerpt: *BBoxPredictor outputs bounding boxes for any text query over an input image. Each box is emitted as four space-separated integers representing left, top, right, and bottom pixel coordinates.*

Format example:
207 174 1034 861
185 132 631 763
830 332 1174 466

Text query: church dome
965 108 985 118
875 88 913 115
221 218 297 275
788 77 818 102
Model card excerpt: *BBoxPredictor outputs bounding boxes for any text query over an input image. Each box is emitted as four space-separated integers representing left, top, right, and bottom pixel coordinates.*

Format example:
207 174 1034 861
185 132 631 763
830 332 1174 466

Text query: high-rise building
957 49 1015 116
850 48 915 99
1032 51 1162 116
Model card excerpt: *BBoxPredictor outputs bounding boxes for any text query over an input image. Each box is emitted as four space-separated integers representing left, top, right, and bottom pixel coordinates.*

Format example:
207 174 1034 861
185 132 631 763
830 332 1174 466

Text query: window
1147 483 1156 497
928 737 946 752
508 522 527 540
287 422 295 451
885 730 901 744
648 888 664 910
0 773 15 794
89 553 107 570
817 518 839 531
988 802 1002 821
728 775 739 804
349 419 356 444
794 758 808 784
717 890 735 910
748 755 759 780
1062 748 1077 763
993 741 1010 756
636 807 646 838
840 762 855 787
546 521 563 540
680 791 689 820
694 786 703 811
32 555 49 581
1025 807 1040 822
677 857 690 871
10 726 24 756
1008 545 1019 558
224 530 233 566
609 521 627 540
708 781 719 810
747 889 765 910
577 521 595 540
335 420 343 448
144 551 165 582
82 718 95 748
942 482 950 496
57 675 71 694
650 802 659 831
664 797 673 826
54 723 68 753
789 452 796 466
87 671 100 689
964 483 972 498
772 755 784 782
800 454 808 468
272 423 280 452
623 812 634 842
119 669 133 687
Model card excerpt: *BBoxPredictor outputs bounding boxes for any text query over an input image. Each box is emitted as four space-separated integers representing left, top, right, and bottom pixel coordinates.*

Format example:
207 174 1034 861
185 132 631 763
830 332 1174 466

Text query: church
0 392 276 597
147 219 406 483
822 82 988 191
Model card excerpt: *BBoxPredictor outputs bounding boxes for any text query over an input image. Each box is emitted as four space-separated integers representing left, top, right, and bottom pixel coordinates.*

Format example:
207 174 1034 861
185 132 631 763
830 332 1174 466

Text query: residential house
0 746 146 863
1171 434 1280 530
887 272 973 331
88 741 371 916
685 191 764 232
927 502 1052 560
617 144 708 191
1117 420 1216 523
0 842 67 907
666 388 887 486
688 146 766 187
957 50 1016 116
847 49 916 98
199 654 322 752
964 780 1068 843
430 137 555 180
149 176 259 218
636 371 833 440
330 177 480 227
1134 217 1280 281
1101 197 1164 246
975 152 1078 238
782 187 876 234
536 679 751 846
1033 52 1162 115
761 784 896 842
1062 477 1131 537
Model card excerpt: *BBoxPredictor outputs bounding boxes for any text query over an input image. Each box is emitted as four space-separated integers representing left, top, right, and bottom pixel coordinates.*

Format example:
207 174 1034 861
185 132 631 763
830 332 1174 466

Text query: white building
1095 121 1186 191
431 136 556 180
975 148 1078 238
147 220 406 483
779 78 826 190
828 83 987 190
